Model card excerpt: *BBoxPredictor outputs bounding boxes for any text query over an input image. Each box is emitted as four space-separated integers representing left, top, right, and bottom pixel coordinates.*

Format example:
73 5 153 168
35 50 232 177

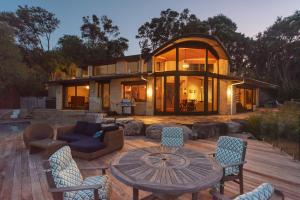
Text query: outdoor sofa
57 121 124 160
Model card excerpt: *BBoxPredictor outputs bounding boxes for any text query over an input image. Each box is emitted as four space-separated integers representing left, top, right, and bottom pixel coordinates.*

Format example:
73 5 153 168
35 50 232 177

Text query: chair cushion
215 136 245 175
234 183 274 200
74 121 88 134
48 146 83 200
72 175 111 200
161 127 184 147
84 123 102 136
101 123 119 132
57 133 91 143
69 138 106 153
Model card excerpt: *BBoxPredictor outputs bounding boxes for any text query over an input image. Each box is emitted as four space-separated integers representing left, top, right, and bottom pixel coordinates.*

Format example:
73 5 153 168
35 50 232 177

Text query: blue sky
2 0 300 55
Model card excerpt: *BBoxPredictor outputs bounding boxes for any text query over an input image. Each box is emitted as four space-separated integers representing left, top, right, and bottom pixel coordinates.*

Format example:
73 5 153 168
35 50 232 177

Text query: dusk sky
2 0 300 55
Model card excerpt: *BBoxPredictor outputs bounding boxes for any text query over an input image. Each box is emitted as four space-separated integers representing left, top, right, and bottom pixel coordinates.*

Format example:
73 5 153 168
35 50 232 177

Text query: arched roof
150 33 230 60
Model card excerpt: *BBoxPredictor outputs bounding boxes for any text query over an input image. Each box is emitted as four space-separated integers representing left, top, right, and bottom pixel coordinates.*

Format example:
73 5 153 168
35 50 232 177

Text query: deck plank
0 132 299 200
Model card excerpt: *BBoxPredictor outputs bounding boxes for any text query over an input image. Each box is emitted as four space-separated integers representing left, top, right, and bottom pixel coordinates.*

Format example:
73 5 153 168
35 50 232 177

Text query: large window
123 83 147 102
127 61 139 73
180 76 204 112
207 50 218 73
208 77 218 112
94 64 116 75
165 76 175 112
64 85 89 110
178 48 206 71
154 49 176 72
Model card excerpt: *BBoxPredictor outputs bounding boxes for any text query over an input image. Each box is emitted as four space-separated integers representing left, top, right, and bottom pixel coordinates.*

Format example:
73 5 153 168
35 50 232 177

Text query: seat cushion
71 175 111 200
101 124 119 132
48 146 83 200
84 123 102 136
74 121 88 134
234 183 274 200
58 133 91 143
69 138 106 153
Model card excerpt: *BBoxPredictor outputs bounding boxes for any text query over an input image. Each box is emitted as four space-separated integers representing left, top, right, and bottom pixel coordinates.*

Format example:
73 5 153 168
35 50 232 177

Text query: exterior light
86 85 90 90
227 87 232 98
147 86 153 98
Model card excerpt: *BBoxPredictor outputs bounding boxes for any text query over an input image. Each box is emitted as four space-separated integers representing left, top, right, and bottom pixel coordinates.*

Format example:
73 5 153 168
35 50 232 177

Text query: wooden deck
0 131 300 200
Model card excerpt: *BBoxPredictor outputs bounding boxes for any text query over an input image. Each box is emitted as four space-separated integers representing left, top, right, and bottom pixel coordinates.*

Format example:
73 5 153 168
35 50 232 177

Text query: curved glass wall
153 42 225 114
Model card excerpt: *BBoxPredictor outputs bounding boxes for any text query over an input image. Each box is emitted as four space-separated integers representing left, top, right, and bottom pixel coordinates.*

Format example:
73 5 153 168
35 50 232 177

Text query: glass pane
155 77 164 112
154 49 176 72
124 84 146 102
207 50 218 73
64 86 75 108
76 85 89 109
208 78 213 111
179 48 206 71
179 76 204 112
102 83 110 110
166 76 175 112
213 79 218 112
245 89 253 110
127 62 139 73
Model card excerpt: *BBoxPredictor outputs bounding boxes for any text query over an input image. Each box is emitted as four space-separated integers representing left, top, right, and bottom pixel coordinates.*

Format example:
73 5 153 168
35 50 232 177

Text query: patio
0 129 300 200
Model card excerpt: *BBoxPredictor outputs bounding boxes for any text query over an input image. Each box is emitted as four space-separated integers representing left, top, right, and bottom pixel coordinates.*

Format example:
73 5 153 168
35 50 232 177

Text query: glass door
165 76 175 112
101 83 110 111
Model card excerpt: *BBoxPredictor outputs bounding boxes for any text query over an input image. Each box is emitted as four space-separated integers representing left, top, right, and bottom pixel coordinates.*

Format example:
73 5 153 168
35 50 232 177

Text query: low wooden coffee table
110 146 222 200
29 138 67 158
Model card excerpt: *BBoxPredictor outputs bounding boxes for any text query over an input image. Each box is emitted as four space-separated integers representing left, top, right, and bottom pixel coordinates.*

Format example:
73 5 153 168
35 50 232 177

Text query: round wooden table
110 146 223 200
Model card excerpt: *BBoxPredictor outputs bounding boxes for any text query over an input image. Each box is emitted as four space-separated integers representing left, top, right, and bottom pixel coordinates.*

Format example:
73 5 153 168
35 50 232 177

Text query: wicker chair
44 146 111 200
23 123 54 152
161 127 184 148
209 136 247 195
211 183 284 200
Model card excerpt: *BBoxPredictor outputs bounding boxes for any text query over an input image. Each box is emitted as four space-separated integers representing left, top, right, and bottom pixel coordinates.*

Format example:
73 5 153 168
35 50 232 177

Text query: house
47 34 277 115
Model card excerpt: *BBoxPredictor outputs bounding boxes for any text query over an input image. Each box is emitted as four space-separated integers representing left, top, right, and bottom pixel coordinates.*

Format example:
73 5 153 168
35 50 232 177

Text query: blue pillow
93 130 104 139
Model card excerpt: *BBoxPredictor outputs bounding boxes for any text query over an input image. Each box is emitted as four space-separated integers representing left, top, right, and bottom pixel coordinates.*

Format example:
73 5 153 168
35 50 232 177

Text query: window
179 48 206 71
94 64 116 75
180 76 204 112
154 49 176 72
123 83 147 102
127 61 139 73
155 77 164 112
63 85 89 110
207 50 218 73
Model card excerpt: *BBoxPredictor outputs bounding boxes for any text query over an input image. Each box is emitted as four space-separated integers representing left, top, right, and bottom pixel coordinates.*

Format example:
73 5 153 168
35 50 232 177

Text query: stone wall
88 81 101 112
56 85 63 110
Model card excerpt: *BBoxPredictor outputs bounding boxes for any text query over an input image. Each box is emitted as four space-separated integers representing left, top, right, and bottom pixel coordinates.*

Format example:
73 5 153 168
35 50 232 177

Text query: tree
250 11 300 99
80 14 128 59
136 9 208 55
0 22 28 93
58 35 87 65
0 5 60 51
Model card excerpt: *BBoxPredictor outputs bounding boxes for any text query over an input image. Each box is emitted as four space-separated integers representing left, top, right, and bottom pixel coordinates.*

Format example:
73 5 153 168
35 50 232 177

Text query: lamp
85 85 90 90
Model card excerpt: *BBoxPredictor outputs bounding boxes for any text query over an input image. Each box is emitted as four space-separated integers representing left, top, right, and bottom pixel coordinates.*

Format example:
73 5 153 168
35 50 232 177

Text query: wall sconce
86 85 90 90
227 86 232 98
147 86 153 98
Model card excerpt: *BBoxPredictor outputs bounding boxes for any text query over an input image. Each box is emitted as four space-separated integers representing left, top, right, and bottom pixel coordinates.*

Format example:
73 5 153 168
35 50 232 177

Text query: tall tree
136 9 208 55
0 22 28 93
250 11 300 99
58 35 87 65
80 14 128 59
0 5 60 51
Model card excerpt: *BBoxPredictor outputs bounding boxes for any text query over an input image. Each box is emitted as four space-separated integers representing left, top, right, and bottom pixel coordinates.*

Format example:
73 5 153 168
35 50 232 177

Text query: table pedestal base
133 188 199 200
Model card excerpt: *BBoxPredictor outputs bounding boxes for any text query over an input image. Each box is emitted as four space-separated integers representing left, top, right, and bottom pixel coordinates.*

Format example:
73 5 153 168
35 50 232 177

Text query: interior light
86 85 90 90
182 62 189 69
147 86 153 98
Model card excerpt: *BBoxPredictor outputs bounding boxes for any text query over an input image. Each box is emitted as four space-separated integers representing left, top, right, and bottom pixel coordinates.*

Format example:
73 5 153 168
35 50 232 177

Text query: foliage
136 9 209 55
0 22 28 93
246 102 300 159
58 35 87 66
80 14 128 60
250 11 300 100
0 5 60 51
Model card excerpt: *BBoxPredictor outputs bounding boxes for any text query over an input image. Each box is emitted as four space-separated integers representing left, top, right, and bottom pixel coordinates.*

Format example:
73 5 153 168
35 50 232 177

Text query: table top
110 146 223 195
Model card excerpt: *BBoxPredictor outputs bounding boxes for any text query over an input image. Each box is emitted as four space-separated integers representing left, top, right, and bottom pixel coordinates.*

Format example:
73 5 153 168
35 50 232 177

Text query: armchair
210 136 247 195
44 146 111 200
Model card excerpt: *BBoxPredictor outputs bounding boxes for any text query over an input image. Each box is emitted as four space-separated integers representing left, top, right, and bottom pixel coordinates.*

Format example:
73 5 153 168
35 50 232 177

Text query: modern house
48 34 277 115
